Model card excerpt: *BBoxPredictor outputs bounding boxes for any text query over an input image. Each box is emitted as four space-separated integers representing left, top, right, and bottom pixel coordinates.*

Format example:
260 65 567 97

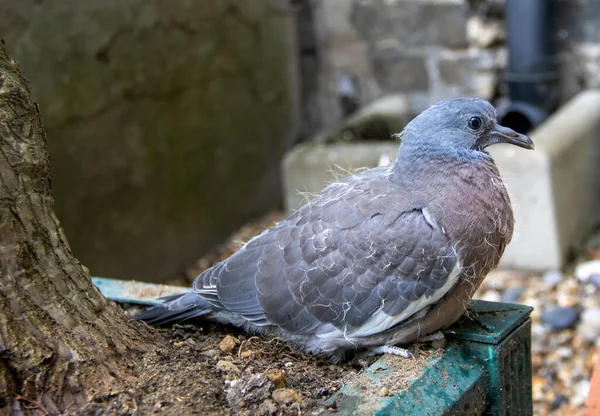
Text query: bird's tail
132 291 212 327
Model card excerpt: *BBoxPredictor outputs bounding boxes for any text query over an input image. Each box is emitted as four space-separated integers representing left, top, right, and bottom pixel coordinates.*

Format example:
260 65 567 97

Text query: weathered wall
310 0 600 128
0 0 299 281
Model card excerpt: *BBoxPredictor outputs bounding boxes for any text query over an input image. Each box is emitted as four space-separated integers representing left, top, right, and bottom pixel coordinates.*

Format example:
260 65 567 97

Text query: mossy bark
0 44 153 415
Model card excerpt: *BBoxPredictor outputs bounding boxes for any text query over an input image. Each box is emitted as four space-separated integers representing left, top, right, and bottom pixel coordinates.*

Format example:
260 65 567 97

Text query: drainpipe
498 0 558 134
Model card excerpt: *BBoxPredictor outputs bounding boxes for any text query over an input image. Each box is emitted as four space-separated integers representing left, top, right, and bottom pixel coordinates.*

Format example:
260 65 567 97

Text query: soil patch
72 310 360 415
74 307 441 415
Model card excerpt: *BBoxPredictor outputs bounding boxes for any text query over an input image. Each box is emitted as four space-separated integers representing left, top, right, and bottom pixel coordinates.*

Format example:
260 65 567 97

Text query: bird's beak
486 124 535 150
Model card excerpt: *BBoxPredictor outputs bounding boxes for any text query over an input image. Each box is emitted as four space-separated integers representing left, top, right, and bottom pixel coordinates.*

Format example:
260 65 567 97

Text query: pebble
219 335 240 354
431 338 447 350
258 400 278 415
582 307 600 327
226 374 272 408
542 270 563 288
201 348 221 359
502 287 524 303
555 347 573 359
575 260 600 282
541 306 581 331
550 393 569 410
272 388 300 404
590 274 600 287
378 387 390 397
480 290 501 302
571 380 591 406
267 370 288 389
216 360 240 374
578 307 600 342
240 350 255 359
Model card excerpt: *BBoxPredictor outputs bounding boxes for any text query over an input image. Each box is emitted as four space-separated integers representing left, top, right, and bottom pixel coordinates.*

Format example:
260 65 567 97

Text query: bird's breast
430 161 514 279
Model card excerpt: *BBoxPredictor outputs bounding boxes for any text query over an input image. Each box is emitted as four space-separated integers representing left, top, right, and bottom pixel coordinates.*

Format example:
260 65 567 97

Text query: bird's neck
391 143 491 179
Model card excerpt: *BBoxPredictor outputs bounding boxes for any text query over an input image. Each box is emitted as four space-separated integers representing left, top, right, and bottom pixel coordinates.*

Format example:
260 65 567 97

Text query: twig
16 393 47 415
237 336 262 359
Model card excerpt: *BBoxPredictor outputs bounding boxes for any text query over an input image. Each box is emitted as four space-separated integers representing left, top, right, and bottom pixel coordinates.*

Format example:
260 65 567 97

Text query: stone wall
0 0 299 282
309 0 600 128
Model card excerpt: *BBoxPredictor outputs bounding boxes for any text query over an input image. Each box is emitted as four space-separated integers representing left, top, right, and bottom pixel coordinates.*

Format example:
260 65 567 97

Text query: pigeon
134 98 534 361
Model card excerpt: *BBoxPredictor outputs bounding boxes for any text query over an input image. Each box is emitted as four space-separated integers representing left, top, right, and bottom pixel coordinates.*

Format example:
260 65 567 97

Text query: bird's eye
468 117 483 131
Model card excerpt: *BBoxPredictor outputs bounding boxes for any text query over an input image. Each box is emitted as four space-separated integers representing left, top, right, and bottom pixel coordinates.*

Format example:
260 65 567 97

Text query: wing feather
191 167 460 338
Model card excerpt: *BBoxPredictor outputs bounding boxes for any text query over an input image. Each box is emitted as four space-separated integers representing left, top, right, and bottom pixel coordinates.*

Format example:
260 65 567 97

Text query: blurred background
1 1 599 414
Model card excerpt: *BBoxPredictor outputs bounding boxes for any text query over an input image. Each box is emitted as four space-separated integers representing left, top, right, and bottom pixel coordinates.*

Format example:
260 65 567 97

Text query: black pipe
498 0 558 134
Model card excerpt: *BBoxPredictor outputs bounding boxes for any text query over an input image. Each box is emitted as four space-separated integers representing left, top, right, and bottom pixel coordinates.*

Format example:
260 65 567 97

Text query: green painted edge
450 300 533 344
328 345 488 416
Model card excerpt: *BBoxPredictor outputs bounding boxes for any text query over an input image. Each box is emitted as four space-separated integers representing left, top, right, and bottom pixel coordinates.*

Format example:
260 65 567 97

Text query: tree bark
0 43 153 414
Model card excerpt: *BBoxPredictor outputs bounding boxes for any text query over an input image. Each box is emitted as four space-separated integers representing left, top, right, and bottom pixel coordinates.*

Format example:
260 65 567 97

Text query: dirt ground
73 308 433 416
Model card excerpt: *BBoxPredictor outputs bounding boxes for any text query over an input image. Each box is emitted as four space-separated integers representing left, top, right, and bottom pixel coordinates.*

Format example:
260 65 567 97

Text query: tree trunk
0 43 154 415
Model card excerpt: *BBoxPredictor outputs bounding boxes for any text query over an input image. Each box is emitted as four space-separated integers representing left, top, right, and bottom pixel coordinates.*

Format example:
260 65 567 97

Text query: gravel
541 306 582 331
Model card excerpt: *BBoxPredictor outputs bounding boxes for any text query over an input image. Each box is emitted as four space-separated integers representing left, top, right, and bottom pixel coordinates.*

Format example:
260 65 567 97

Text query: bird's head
399 98 534 160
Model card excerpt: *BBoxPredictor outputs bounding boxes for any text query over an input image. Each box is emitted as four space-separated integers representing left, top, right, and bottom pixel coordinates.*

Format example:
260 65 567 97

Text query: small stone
480 290 501 302
219 335 240 354
571 380 590 406
378 387 390 397
502 287 524 303
226 374 272 408
240 350 255 359
555 347 573 358
201 348 221 359
582 307 600 324
590 274 600 287
272 388 300 405
267 370 288 389
523 297 542 317
284 362 293 368
258 399 278 415
431 338 446 350
575 260 600 282
542 270 563 288
541 306 581 331
578 307 600 342
550 393 569 410
216 360 240 374
531 353 544 369
532 376 545 401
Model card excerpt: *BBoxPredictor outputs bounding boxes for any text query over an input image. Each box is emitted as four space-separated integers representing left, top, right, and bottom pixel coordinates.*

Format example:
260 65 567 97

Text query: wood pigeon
135 98 534 361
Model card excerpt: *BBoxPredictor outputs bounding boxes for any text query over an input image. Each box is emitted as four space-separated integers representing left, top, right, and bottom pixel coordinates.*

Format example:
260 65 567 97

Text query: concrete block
490 90 600 270
283 141 398 212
